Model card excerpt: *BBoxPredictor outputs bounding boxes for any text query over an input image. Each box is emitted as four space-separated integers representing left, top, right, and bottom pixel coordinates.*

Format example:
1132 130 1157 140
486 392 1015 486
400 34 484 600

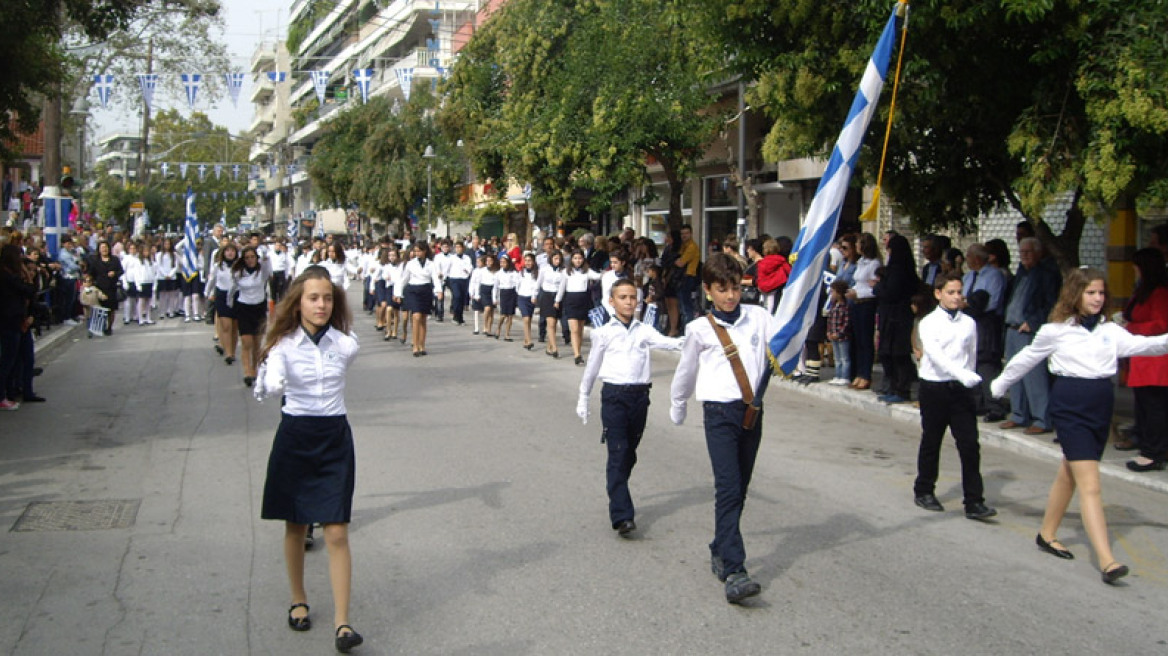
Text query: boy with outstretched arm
578 279 683 537
670 253 781 604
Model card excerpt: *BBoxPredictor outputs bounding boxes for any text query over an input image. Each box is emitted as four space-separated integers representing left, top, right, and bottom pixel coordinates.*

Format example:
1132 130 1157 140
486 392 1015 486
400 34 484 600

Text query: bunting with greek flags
395 68 413 101
267 71 287 83
138 74 158 111
93 74 114 109
182 187 199 279
768 4 902 375
353 68 375 103
224 73 245 107
310 70 330 104
181 74 201 109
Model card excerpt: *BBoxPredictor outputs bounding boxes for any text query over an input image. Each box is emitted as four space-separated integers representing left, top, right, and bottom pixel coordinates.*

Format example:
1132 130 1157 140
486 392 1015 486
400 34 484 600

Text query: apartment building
94 133 142 187
246 40 294 229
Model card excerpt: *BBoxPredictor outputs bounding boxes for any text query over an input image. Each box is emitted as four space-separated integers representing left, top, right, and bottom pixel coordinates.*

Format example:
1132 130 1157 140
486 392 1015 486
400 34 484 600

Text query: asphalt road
2 302 1167 655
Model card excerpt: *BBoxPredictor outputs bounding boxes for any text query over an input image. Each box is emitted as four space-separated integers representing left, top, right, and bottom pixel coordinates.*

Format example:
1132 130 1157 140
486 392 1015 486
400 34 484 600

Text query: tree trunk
43 90 62 187
1031 187 1084 271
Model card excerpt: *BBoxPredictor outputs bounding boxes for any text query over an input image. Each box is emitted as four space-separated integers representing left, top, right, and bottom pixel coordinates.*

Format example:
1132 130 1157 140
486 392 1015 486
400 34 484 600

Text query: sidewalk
773 365 1168 496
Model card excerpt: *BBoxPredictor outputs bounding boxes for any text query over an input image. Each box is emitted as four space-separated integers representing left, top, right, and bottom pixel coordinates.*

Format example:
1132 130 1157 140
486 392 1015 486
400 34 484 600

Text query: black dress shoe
1101 563 1130 585
335 625 364 653
1035 533 1074 559
615 519 636 536
21 395 46 403
287 603 311 631
724 572 761 604
964 503 998 520
914 494 944 512
1126 459 1166 472
982 413 1006 423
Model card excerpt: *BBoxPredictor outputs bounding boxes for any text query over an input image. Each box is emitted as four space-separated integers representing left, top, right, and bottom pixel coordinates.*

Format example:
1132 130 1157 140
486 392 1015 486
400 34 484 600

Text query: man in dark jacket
999 237 1061 434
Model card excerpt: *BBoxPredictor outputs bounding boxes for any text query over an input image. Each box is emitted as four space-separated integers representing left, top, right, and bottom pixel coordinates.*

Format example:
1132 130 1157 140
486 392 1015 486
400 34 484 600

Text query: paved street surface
3 300 1168 655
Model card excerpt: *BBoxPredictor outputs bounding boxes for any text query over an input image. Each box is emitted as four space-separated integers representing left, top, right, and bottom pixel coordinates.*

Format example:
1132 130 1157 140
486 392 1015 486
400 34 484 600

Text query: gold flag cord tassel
860 0 911 221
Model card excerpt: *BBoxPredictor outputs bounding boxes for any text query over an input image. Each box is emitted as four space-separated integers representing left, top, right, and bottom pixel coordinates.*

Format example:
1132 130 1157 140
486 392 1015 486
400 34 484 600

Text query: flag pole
859 0 911 222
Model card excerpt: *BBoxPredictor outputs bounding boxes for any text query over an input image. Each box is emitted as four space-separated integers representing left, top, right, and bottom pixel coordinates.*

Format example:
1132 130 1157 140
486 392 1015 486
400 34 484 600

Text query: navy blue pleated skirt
562 290 591 321
261 413 355 524
404 283 433 314
214 287 237 319
1049 376 1114 461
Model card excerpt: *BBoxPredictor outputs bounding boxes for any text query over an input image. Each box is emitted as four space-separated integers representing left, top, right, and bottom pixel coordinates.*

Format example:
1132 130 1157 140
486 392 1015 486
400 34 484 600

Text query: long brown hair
1049 267 1107 325
259 266 353 364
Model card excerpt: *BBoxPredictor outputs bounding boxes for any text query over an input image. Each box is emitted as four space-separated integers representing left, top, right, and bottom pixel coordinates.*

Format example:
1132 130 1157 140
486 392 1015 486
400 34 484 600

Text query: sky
91 0 289 139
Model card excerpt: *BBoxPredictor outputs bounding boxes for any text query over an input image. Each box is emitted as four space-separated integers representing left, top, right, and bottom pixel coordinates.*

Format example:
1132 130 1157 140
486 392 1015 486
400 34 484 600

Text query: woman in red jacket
1123 247 1168 471
755 238 791 313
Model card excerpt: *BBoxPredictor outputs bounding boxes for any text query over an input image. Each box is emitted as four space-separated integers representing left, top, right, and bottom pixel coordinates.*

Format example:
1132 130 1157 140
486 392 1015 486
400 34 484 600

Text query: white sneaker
0 399 19 411
828 378 849 386
184 317 191 323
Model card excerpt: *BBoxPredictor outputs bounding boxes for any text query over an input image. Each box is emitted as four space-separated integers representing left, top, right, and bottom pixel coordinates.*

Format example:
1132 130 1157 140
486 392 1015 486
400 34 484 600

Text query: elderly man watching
999 237 1061 435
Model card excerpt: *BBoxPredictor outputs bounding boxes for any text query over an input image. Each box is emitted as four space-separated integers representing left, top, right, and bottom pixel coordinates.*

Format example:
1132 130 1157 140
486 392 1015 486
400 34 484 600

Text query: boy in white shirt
670 253 780 604
577 279 682 537
913 273 997 520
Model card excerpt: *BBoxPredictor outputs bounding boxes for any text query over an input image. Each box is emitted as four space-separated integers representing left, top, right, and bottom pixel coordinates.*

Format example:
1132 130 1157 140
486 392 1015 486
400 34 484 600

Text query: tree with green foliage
700 0 1168 268
442 0 724 231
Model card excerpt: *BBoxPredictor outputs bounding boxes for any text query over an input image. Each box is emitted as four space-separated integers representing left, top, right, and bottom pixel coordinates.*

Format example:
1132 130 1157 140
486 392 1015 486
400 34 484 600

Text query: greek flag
267 71 287 83
197 164 207 182
223 73 245 107
288 217 298 241
353 68 375 103
768 4 901 375
310 70 330 103
160 162 169 178
214 164 223 180
180 162 189 178
138 74 158 111
182 187 199 278
232 164 241 181
93 74 114 109
395 68 413 101
181 73 201 109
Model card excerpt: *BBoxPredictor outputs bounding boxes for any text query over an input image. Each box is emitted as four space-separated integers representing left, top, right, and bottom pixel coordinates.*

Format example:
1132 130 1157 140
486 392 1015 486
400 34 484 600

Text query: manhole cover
11 499 140 532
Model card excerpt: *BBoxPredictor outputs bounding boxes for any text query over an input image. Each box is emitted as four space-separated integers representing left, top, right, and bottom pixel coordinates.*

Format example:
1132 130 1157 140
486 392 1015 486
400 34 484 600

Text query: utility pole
42 3 65 189
138 38 154 187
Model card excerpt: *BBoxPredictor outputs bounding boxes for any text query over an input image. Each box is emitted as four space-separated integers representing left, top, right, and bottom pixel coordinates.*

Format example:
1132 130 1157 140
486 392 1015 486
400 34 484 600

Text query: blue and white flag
223 73 246 107
181 73 201 109
267 71 287 83
182 187 199 278
160 162 170 178
269 165 278 178
768 5 901 375
395 68 413 101
310 70 330 104
93 74 114 109
180 162 189 178
197 164 207 182
232 164 241 181
138 74 158 111
214 164 222 180
250 165 259 178
353 68 375 103
288 217 299 241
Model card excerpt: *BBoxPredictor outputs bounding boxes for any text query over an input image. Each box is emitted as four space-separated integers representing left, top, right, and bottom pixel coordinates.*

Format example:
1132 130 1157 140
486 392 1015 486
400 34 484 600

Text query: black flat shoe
914 494 944 512
964 503 998 521
287 603 311 631
504 337 513 342
383 334 391 341
225 356 235 365
243 377 254 388
1125 459 1166 472
615 519 636 536
574 356 585 366
335 625 364 653
523 343 533 350
1102 563 1130 585
214 345 224 355
21 395 46 403
1036 533 1074 559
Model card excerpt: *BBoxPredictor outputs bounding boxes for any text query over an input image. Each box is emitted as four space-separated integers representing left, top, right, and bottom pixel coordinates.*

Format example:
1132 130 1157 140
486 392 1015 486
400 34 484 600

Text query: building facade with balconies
94 133 142 187
246 40 294 229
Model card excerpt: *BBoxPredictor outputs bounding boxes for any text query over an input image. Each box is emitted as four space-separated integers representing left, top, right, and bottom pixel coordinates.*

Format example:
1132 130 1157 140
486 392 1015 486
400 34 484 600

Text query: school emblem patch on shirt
751 334 760 347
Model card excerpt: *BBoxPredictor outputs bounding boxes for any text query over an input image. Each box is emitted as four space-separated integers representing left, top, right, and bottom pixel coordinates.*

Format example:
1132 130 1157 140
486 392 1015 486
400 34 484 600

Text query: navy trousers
914 380 985 505
703 401 763 576
601 383 651 527
448 278 469 323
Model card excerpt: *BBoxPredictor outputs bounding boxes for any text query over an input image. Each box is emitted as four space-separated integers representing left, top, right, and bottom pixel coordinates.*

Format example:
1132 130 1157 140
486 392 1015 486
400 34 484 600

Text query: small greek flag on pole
93 74 114 109
223 73 245 107
181 73 201 109
182 187 199 278
311 70 330 103
353 68 375 103
138 74 158 111
768 3 903 375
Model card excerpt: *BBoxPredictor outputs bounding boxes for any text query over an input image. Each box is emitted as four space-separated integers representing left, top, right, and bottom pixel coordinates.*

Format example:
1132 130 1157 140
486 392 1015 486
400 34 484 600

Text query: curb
32 321 85 363
774 377 1168 496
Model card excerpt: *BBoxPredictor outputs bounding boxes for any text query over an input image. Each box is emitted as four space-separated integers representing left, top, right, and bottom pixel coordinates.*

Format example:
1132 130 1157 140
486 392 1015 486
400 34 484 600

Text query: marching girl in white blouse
556 250 603 365
366 251 384 330
205 242 240 365
321 243 350 291
232 245 272 387
516 252 541 350
119 241 141 325
474 253 501 338
495 254 520 342
991 268 1168 585
392 241 443 356
379 248 404 342
128 241 158 325
468 255 485 334
154 238 180 319
536 250 566 358
254 265 364 653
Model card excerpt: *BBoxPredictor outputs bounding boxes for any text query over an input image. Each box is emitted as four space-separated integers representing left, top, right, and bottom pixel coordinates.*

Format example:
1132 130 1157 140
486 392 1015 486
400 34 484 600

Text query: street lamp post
69 97 90 196
423 144 435 230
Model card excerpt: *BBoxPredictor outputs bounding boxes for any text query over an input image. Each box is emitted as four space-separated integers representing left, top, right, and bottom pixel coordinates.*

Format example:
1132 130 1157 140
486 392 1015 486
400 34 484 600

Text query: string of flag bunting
90 67 448 110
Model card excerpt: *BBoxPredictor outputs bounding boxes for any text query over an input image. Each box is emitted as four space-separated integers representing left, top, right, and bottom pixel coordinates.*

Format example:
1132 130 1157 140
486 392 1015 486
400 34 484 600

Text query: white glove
959 371 982 388
989 378 1008 399
670 403 686 426
576 395 589 425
